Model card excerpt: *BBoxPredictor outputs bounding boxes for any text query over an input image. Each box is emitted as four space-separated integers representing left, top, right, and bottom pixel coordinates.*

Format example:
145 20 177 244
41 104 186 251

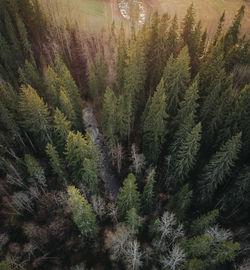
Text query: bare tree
131 144 145 174
12 192 34 214
124 240 143 270
161 245 185 270
91 195 107 220
206 225 232 244
0 233 9 253
107 202 118 223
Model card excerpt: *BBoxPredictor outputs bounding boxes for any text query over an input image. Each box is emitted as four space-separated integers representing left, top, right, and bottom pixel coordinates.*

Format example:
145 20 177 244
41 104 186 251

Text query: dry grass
152 0 250 37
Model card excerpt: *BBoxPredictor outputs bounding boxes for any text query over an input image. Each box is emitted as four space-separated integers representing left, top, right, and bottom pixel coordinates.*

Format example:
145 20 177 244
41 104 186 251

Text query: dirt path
83 104 121 200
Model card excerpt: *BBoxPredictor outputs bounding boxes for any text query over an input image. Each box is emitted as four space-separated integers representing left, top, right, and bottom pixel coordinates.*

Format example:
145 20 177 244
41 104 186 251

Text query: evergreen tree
142 169 155 213
53 108 71 150
18 85 51 146
46 143 65 185
102 87 118 150
224 5 245 53
117 173 140 219
163 47 191 116
168 184 192 221
199 133 242 202
213 12 225 46
116 23 127 91
171 122 201 183
181 3 195 46
126 207 140 235
82 157 99 195
143 79 168 164
190 209 219 235
166 15 179 58
67 185 98 238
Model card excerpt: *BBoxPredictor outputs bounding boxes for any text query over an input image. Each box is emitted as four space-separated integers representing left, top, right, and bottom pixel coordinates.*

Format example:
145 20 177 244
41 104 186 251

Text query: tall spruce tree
67 186 98 238
143 79 168 164
18 85 51 146
163 46 191 117
199 133 242 202
142 169 156 213
117 173 140 219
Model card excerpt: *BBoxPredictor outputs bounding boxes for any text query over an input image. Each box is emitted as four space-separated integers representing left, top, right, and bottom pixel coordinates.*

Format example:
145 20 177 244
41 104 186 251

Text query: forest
0 0 250 269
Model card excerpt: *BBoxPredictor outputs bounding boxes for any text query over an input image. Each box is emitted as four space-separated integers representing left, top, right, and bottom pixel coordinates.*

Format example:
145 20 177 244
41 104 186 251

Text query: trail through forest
83 104 121 200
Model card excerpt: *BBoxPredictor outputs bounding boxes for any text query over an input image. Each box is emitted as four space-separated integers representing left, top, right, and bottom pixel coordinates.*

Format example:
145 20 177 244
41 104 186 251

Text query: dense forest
0 0 250 269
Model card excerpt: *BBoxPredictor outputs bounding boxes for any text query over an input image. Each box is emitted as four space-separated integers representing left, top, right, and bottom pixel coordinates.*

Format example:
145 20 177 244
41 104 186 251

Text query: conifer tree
46 143 65 185
18 85 51 145
67 185 98 238
199 133 242 202
168 184 192 221
59 89 77 128
45 66 61 107
116 23 127 90
53 108 71 149
171 122 201 183
82 158 99 195
143 79 168 164
102 87 118 150
213 12 225 46
190 209 219 235
181 3 195 46
163 47 191 116
224 5 245 53
166 15 179 58
142 169 155 213
117 173 140 219
126 207 140 235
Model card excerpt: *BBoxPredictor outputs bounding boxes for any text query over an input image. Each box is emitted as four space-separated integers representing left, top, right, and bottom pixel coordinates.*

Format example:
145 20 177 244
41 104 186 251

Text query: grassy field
41 0 250 37
152 0 250 37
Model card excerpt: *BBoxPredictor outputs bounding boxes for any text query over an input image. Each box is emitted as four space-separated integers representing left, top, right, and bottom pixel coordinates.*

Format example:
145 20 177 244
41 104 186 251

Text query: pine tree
224 5 245 53
166 15 179 58
53 108 71 149
15 13 35 66
45 66 61 107
126 207 140 235
67 185 98 238
142 169 155 213
116 23 127 90
199 133 242 202
143 79 168 164
59 89 77 127
213 12 225 46
18 85 51 146
117 173 140 219
163 47 191 116
102 87 118 150
46 143 65 185
24 154 46 187
82 158 99 195
168 184 192 221
171 122 201 183
181 3 195 46
190 209 219 235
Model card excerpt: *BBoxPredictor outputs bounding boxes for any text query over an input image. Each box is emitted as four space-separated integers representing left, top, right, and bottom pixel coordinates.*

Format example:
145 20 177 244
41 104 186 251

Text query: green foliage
143 79 168 164
117 173 140 219
67 185 98 238
126 207 140 235
185 259 204 270
24 154 46 186
171 122 201 183
168 184 192 221
46 143 65 185
65 131 99 187
190 210 219 235
142 169 155 213
199 133 242 202
163 47 191 116
18 84 51 146
82 157 99 195
0 261 12 270
102 87 118 149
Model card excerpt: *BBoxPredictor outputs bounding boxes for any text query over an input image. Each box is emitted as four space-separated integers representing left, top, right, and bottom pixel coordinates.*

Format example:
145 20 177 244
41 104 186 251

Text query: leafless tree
91 195 107 220
23 242 38 261
0 233 9 253
131 144 145 174
124 240 143 270
12 192 34 214
106 224 131 261
161 245 185 270
206 225 232 244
